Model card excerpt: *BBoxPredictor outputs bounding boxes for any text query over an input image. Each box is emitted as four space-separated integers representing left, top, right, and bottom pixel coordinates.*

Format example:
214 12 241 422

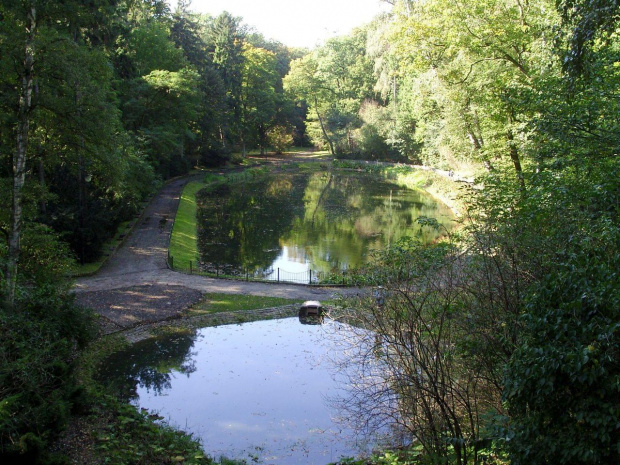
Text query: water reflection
197 172 454 279
100 332 198 401
98 318 385 464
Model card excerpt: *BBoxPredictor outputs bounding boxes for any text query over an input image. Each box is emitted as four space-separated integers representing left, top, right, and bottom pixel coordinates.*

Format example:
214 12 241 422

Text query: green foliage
525 41 620 160
240 43 279 152
2 1 620 464
336 231 513 464
557 0 620 76
0 179 77 286
333 448 423 464
335 154 620 464
266 125 294 154
93 401 213 465
126 21 186 75
0 288 96 462
17 223 76 287
499 158 620 464
284 28 378 157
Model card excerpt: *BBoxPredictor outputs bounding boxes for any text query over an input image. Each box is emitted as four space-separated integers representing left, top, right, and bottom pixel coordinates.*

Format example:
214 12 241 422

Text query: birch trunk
6 1 36 304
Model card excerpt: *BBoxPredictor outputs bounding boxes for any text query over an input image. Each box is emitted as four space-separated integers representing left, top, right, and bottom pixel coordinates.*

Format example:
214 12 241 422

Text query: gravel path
74 158 362 332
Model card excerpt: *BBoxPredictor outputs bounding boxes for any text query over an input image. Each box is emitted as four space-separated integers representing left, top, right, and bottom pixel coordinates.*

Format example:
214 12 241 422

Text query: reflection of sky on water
119 318 379 464
267 245 310 275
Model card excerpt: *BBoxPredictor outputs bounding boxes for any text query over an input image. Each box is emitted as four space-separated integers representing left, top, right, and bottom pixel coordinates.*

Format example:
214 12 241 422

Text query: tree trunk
347 127 354 153
506 129 525 192
466 123 494 172
258 124 266 155
466 125 482 151
314 95 335 156
6 1 36 304
219 125 226 147
38 155 46 215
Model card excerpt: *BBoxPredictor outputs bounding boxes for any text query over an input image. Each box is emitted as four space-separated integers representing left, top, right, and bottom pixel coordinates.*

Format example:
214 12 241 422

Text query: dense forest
1 0 619 464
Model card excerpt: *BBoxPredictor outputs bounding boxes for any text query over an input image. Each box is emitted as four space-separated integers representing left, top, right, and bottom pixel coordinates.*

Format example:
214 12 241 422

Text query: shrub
500 160 620 464
266 125 294 154
0 287 96 463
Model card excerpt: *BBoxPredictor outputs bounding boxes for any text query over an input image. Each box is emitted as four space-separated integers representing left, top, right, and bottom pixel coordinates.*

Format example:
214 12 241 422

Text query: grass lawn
187 293 303 316
168 181 205 271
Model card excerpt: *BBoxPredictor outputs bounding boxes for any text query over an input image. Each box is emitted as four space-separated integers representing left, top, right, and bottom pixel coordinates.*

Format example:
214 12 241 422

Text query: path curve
74 156 363 333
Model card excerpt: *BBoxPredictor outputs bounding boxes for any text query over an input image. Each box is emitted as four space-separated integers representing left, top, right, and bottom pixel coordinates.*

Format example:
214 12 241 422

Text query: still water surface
197 171 454 280
100 318 382 464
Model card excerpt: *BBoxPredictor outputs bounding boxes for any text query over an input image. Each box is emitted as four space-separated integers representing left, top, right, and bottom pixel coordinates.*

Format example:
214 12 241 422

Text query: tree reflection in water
98 332 197 401
196 171 454 278
98 318 393 464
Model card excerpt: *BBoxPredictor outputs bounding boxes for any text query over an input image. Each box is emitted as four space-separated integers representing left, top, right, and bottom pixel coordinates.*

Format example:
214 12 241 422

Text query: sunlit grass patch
284 147 330 157
169 181 205 270
188 293 302 315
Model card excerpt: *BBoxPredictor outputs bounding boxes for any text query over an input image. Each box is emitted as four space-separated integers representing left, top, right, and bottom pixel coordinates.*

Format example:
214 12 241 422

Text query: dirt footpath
74 163 361 333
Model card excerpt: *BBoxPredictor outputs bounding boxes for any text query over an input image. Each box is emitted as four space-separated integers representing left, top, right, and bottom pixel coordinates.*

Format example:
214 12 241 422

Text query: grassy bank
72 219 138 276
168 181 207 270
188 293 302 316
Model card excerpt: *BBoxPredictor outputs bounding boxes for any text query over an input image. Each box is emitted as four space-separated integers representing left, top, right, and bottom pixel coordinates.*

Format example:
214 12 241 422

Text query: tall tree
1 0 114 299
385 0 557 183
284 53 336 155
206 12 244 149
558 0 620 75
4 0 37 302
240 43 279 155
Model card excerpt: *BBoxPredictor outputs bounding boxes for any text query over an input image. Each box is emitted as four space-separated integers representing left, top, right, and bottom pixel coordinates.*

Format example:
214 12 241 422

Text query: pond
196 171 454 282
99 318 389 464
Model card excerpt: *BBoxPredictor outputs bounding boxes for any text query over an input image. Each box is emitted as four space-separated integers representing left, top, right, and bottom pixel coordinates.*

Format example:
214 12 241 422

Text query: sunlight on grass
169 181 205 270
285 148 330 158
188 293 302 315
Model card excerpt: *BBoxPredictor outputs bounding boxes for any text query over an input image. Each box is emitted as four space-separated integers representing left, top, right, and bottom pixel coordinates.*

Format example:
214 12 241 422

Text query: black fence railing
261 267 320 284
167 254 348 285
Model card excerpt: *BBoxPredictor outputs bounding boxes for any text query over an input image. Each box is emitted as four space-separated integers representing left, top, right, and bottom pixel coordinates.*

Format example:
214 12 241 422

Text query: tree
334 230 522 465
499 160 620 464
240 43 279 155
206 12 245 149
123 67 200 178
3 0 37 303
266 125 294 154
557 0 620 76
285 29 378 157
384 0 558 183
284 53 336 155
115 11 201 178
34 35 139 264
170 0 206 69
1 0 119 299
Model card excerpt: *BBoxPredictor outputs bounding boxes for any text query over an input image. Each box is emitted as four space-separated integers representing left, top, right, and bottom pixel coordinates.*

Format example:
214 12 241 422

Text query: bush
266 125 294 154
503 242 620 464
500 160 620 464
0 287 96 463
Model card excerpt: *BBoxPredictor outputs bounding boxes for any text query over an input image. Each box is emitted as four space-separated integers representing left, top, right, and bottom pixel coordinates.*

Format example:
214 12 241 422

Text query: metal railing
167 254 348 285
